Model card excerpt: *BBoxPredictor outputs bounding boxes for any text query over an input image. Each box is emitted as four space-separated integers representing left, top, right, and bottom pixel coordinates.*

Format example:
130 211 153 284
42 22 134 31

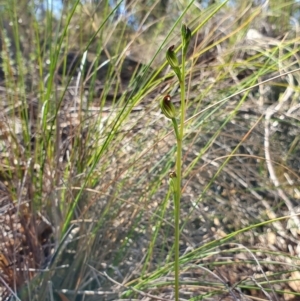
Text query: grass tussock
0 0 300 300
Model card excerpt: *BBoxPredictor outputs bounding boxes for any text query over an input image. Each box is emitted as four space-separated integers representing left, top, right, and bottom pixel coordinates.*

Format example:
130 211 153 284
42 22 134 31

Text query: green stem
172 118 179 140
174 138 181 301
173 45 186 301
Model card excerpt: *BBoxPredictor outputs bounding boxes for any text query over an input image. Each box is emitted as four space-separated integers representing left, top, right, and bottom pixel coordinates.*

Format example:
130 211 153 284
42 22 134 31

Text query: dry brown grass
1 1 300 300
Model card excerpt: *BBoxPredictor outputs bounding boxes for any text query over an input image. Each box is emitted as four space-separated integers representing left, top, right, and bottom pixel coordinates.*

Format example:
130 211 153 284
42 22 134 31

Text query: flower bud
160 94 177 119
169 171 177 178
169 171 177 193
166 45 181 79
181 24 191 56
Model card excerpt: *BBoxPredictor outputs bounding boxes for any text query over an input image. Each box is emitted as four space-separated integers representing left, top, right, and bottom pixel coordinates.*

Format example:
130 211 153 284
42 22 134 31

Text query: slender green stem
164 25 190 301
173 41 186 301
172 118 179 140
174 140 181 301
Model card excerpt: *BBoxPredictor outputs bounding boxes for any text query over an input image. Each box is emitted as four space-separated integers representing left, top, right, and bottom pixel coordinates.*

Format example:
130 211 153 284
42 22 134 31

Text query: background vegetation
0 0 300 300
